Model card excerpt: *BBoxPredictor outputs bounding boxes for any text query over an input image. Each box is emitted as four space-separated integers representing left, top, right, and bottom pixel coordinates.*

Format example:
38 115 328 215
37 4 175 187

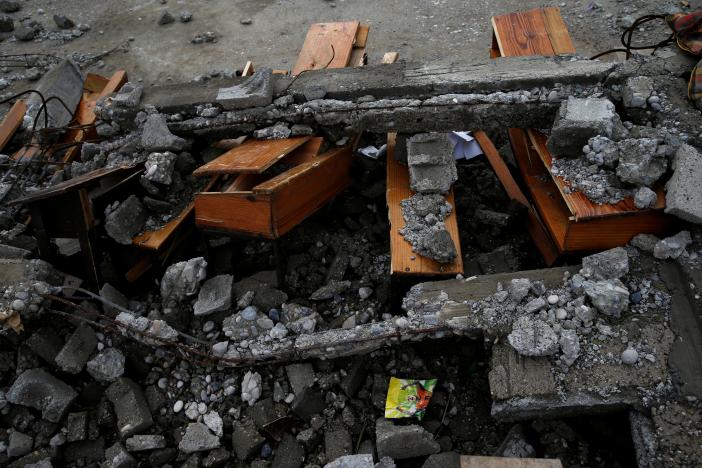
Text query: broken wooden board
526 129 666 221
0 100 27 152
491 7 575 58
292 22 361 75
473 130 559 265
193 137 312 176
61 70 128 163
195 145 353 239
349 24 371 67
512 128 673 253
461 456 563 468
387 133 463 276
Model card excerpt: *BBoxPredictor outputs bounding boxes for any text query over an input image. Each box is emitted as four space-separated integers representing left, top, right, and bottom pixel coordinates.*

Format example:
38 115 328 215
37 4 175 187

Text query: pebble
240 18 252 25
202 321 215 333
158 377 168 389
621 347 639 365
555 308 568 320
197 402 207 414
173 400 184 413
547 294 559 305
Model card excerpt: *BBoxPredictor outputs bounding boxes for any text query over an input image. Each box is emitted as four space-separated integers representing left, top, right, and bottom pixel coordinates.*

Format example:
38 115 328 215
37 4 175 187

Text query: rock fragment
161 257 207 306
0 1 20 13
375 417 440 460
665 144 702 224
622 76 653 109
144 152 178 185
653 231 692 260
216 67 273 109
7 369 77 422
179 423 221 453
104 442 136 468
7 430 33 457
621 347 639 365
105 378 153 438
141 113 186 153
54 324 97 374
616 138 667 186
157 10 175 25
583 279 629 317
325 454 374 468
0 14 13 32
271 433 304 468
231 420 264 460
634 187 657 209
507 315 559 357
241 371 262 406
53 14 75 29
86 348 125 383
105 196 147 245
407 133 457 194
580 247 628 280
547 97 626 157
194 274 233 316
125 435 166 451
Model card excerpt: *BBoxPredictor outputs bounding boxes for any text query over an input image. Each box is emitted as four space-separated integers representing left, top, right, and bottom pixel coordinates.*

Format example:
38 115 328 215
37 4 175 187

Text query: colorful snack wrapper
384 377 437 420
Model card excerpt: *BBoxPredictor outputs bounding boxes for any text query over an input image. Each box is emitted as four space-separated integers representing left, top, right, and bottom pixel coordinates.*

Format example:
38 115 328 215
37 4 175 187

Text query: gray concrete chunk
125 435 166 451
325 454 374 468
285 363 315 396
193 274 233 316
547 97 625 157
231 420 264 460
580 247 629 281
665 144 702 224
103 442 136 468
161 257 208 307
26 60 84 132
105 195 147 245
407 133 457 194
507 315 559 357
144 152 178 185
583 279 629 317
217 68 273 110
55 324 98 374
87 348 125 383
141 113 186 153
7 369 77 422
179 422 221 453
105 378 153 438
375 417 440 460
7 430 33 458
622 76 653 109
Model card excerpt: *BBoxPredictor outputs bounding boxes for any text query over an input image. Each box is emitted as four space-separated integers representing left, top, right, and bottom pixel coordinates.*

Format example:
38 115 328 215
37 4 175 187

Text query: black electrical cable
590 14 675 60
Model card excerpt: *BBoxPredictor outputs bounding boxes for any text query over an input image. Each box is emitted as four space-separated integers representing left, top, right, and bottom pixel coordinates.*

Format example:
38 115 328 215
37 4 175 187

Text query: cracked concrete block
616 138 667 186
140 113 186 153
105 378 153 438
216 68 273 110
547 97 626 157
193 274 233 316
665 144 702 224
622 76 653 109
7 369 77 422
375 417 439 460
407 133 457 194
54 324 98 374
179 422 220 453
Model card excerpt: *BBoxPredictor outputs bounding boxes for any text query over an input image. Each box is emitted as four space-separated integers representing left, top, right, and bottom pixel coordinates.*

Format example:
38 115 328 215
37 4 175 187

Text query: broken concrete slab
193 274 233 316
622 76 653 109
54 324 97 374
105 196 148 245
407 133 457 194
26 60 84 133
285 363 315 396
105 377 153 438
6 368 77 422
216 67 273 110
179 422 221 453
161 257 208 307
507 316 559 357
665 144 702 224
375 417 440 460
616 138 667 187
547 97 625 157
489 343 555 402
140 113 187 153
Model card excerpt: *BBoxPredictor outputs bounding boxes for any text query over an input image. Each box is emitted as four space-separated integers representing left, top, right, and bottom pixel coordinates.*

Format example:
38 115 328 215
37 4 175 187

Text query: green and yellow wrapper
384 377 437 420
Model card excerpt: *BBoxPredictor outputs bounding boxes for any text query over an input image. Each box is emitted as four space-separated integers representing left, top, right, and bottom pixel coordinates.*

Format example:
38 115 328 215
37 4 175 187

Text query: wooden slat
242 61 254 77
382 52 399 64
253 143 340 195
272 146 353 237
526 130 666 221
387 134 463 276
541 7 576 54
461 455 563 468
564 210 672 252
224 173 263 193
195 192 274 238
0 100 27 152
491 9 555 57
132 177 218 251
354 24 370 48
292 22 360 75
193 137 312 176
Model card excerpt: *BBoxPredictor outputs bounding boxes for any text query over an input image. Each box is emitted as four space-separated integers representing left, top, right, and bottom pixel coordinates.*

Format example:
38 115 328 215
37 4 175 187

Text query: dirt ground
0 0 695 87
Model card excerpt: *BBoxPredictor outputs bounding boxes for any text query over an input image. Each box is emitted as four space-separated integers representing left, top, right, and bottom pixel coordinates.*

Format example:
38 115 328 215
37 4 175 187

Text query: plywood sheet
387 134 463 276
193 137 312 176
541 7 576 54
292 22 360 75
526 130 666 221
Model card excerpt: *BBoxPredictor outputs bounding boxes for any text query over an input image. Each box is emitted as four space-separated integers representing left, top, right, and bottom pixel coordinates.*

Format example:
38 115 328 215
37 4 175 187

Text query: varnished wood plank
564 211 672 252
281 137 324 165
193 137 312 176
224 173 262 192
272 146 353 237
242 61 254 77
354 24 370 48
0 100 27 152
195 192 274 238
491 10 555 57
473 131 529 206
387 134 463 276
461 455 562 468
292 22 360 75
541 7 576 55
526 130 666 221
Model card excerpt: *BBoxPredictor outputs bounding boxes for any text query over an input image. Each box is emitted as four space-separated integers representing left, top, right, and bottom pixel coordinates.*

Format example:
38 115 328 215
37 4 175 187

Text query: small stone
240 18 252 25
174 400 184 413
179 11 193 22
653 231 692 260
86 347 125 383
621 347 638 365
507 315 559 356
241 371 262 406
53 14 75 29
157 10 175 25
547 294 559 305
634 187 657 209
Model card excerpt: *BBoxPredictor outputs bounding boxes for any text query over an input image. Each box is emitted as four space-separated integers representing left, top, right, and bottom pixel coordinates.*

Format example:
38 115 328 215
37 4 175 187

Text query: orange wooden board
491 9 555 57
292 22 360 75
526 130 666 221
387 134 463 276
0 100 27 152
193 137 312 176
491 7 573 58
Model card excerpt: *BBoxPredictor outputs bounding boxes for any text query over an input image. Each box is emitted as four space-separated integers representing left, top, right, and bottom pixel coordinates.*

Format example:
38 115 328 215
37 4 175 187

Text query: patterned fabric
666 12 702 107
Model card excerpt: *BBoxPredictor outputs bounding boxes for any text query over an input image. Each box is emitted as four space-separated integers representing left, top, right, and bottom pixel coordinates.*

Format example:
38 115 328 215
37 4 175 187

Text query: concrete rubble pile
0 28 700 468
